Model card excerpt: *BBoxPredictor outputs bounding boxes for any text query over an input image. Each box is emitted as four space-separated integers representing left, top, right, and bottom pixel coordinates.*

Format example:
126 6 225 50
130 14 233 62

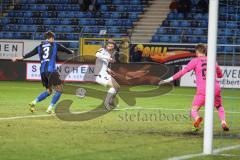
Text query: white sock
47 104 54 110
105 88 117 106
33 100 37 104
108 87 117 94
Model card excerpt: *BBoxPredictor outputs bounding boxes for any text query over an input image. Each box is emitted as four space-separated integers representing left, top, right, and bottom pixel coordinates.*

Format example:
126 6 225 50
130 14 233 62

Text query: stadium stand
0 0 149 48
151 0 240 56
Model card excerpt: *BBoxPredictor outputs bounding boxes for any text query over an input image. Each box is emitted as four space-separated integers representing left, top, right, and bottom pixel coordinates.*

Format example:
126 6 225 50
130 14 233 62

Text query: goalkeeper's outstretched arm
159 58 197 85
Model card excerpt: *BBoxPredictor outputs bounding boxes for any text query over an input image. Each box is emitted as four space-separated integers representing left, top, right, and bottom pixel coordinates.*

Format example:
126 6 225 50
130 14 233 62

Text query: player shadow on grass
54 55 174 121
55 83 173 121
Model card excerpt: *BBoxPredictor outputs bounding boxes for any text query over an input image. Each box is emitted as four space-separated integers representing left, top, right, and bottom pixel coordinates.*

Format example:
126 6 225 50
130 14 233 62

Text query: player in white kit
94 40 120 110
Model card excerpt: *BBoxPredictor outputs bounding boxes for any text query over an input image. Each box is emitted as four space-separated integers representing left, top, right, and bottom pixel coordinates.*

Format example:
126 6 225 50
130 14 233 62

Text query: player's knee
216 105 224 111
47 89 52 95
115 84 120 91
192 106 200 111
55 85 62 93
112 84 119 92
113 82 120 91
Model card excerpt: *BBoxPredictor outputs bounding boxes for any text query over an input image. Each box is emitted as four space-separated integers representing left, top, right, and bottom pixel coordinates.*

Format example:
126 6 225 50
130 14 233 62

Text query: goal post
203 0 219 155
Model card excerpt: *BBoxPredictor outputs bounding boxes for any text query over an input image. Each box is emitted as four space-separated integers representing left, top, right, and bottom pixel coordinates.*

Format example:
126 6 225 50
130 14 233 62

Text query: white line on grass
114 107 240 114
165 93 239 100
0 107 239 121
2 86 240 99
217 154 240 157
213 144 240 154
167 144 240 160
0 114 52 120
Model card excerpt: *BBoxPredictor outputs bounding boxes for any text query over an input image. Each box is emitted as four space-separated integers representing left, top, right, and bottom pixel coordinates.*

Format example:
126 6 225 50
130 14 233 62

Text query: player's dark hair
44 31 55 39
195 43 207 55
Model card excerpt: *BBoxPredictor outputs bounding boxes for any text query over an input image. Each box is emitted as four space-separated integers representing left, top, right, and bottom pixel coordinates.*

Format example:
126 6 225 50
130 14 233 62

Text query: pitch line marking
167 144 240 160
2 86 240 99
0 107 240 121
114 107 240 114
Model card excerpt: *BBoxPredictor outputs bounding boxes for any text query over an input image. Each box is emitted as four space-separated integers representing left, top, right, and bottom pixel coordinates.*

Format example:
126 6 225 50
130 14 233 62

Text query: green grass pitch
0 81 239 160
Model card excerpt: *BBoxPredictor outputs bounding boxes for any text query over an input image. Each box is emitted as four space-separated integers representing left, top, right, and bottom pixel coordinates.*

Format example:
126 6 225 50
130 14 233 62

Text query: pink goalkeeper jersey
173 56 223 95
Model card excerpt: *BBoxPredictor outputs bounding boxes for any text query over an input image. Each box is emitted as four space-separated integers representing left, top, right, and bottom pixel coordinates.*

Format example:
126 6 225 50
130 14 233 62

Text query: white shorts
95 72 112 87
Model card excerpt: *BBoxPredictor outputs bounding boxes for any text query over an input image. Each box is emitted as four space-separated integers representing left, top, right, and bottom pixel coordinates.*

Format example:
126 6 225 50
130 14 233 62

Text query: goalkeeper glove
158 77 173 85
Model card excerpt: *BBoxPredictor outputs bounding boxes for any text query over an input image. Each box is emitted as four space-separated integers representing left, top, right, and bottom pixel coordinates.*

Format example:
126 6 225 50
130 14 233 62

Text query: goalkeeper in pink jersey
159 44 229 131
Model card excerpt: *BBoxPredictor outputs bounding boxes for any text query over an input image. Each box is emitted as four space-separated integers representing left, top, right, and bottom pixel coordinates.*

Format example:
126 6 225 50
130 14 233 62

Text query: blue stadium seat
218 37 228 44
170 20 180 27
199 21 208 27
132 0 141 4
7 11 15 17
82 27 92 33
151 35 159 42
23 11 33 17
218 21 226 28
109 27 119 33
185 28 193 35
226 21 237 28
105 19 116 26
1 18 9 24
116 5 125 12
219 29 235 36
1 0 148 41
129 12 139 19
3 32 14 39
14 32 22 39
113 0 122 5
124 19 132 26
79 19 89 25
188 36 199 43
157 28 166 34
236 38 240 44
224 46 234 52
180 21 191 27
177 13 184 19
217 46 224 53
69 42 79 48
170 36 180 43
193 13 203 20
235 46 240 52
228 14 237 21
58 11 66 18
192 28 204 35
185 13 192 19
0 33 3 39
34 32 44 40
67 11 75 18
175 28 182 34
100 5 108 11
228 6 235 14
159 35 169 43
61 19 71 25
167 13 175 20
43 19 52 25
199 36 207 43
55 26 64 32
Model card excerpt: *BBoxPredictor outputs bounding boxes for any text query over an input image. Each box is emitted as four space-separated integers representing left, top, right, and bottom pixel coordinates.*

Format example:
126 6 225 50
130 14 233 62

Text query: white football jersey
94 48 112 75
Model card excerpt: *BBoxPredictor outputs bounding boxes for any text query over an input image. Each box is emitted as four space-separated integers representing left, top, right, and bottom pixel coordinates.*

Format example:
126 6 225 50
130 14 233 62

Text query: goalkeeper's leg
191 106 203 131
215 95 229 131
191 94 204 131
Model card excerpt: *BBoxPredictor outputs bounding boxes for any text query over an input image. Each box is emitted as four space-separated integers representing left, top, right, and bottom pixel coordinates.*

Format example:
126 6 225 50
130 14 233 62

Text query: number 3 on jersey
42 43 51 60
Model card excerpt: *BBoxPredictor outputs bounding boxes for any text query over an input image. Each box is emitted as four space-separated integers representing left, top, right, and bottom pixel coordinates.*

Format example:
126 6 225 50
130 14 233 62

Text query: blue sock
50 91 62 107
36 91 50 102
